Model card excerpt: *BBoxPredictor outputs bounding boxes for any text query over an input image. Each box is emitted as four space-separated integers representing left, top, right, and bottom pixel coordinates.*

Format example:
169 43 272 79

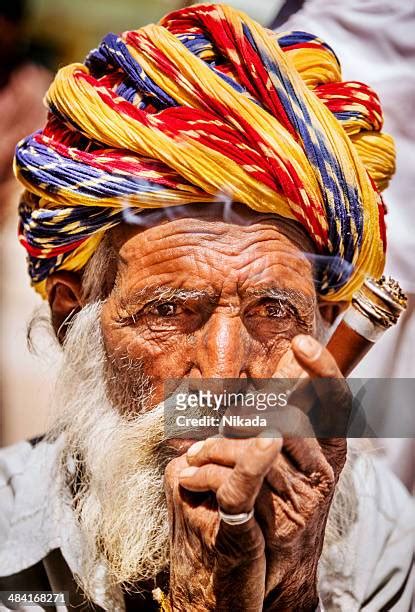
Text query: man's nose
195 312 247 379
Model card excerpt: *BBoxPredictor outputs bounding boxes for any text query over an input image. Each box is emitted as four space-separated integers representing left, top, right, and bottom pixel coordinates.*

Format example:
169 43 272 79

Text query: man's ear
318 301 347 325
46 271 84 343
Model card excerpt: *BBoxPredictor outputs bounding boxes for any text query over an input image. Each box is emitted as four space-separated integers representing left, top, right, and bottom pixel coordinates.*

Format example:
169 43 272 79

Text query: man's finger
186 437 251 468
216 436 281 514
164 454 193 525
179 463 233 492
291 335 351 427
291 334 349 470
272 347 306 379
291 335 341 378
164 454 189 492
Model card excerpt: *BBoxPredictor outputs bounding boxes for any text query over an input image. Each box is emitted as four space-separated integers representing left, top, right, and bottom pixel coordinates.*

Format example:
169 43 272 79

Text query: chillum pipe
327 320 374 377
326 276 407 377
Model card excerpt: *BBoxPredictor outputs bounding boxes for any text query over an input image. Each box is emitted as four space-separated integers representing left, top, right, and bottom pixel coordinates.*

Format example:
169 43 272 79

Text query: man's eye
150 302 179 317
265 302 287 318
247 300 288 319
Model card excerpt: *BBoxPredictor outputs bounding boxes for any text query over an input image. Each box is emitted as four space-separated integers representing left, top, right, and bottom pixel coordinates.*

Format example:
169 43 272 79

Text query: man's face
48 205 321 590
101 205 317 408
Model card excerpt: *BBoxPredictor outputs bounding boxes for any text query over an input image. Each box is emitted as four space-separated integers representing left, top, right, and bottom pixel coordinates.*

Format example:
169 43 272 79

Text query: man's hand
164 435 281 611
179 335 348 611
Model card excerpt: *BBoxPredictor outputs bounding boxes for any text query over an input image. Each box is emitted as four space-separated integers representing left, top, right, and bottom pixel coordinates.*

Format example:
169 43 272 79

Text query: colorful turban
14 3 395 301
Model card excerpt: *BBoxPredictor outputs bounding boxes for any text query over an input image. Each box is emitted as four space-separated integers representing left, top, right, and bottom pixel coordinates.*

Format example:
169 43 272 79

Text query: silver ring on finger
218 507 254 526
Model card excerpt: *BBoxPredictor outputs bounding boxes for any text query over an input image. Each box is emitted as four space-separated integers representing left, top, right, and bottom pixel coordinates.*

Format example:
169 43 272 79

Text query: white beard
48 302 170 594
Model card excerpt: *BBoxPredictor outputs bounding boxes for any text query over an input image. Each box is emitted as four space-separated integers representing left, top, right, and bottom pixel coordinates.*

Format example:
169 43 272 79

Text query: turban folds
14 3 395 301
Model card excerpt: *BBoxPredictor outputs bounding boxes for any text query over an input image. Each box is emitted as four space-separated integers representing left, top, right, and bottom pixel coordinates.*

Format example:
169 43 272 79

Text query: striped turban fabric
14 3 395 301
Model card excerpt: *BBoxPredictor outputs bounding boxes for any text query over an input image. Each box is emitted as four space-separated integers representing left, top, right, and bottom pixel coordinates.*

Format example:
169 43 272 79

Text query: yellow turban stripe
14 3 394 301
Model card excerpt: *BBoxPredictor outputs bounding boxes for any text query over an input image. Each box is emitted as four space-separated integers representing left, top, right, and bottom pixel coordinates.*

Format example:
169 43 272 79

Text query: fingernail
187 440 205 457
179 466 199 478
295 335 321 360
256 436 277 451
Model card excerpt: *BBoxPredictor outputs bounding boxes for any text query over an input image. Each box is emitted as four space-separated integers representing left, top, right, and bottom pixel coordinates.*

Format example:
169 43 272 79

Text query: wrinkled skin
48 205 347 611
100 207 318 393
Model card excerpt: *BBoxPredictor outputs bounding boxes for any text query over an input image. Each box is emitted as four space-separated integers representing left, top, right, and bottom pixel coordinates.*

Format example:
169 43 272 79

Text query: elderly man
0 4 413 611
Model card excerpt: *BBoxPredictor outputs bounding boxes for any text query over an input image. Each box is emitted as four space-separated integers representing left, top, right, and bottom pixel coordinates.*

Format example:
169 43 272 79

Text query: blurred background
0 0 413 491
3 0 281 70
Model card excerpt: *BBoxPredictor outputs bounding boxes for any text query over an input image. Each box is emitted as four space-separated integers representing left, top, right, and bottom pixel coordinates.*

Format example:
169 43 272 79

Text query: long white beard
48 302 170 594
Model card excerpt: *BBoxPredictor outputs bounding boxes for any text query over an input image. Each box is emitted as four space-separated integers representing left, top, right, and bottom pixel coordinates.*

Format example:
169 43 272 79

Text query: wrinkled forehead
112 202 315 252
107 203 317 298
